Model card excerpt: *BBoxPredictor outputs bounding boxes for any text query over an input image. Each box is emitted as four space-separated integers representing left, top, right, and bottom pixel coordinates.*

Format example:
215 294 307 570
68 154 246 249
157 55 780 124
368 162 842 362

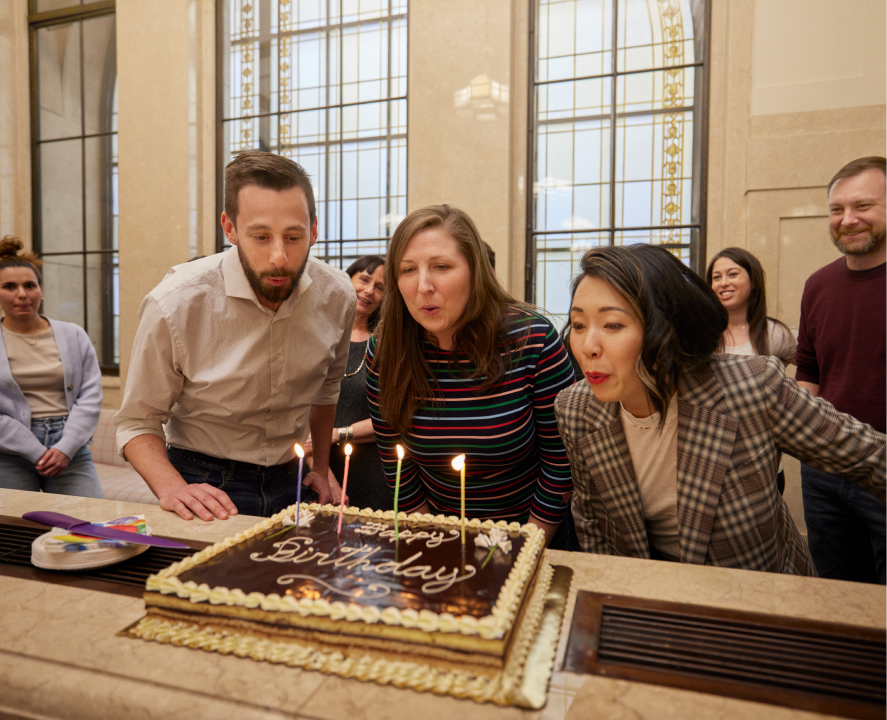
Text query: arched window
528 0 708 326
219 0 408 267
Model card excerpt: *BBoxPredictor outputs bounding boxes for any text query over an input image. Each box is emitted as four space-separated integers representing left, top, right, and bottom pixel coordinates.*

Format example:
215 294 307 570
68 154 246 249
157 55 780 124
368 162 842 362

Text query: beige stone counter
0 489 882 720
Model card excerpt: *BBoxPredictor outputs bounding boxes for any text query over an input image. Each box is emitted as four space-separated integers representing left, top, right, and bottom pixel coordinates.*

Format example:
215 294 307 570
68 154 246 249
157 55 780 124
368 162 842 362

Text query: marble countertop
0 489 882 720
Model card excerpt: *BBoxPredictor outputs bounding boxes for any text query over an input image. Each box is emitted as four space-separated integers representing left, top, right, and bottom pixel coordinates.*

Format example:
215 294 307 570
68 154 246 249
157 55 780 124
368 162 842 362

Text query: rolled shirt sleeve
114 251 357 465
114 296 184 457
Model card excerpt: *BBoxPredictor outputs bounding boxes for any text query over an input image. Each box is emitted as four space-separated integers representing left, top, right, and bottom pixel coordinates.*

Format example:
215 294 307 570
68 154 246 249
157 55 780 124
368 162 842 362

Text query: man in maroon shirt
795 156 886 585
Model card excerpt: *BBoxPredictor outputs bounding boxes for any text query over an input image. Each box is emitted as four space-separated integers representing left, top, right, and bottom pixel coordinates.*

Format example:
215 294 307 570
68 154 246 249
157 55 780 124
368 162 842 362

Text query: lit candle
337 443 353 534
393 444 404 542
452 454 466 544
294 443 305 527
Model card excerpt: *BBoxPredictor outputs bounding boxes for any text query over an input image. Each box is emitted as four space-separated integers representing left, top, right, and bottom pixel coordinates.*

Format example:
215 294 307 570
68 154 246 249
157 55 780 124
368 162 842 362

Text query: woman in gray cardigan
0 237 103 498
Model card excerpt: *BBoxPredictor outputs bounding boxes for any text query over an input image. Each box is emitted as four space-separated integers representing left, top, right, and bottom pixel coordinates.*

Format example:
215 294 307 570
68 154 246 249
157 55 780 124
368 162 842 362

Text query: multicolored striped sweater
366 310 576 525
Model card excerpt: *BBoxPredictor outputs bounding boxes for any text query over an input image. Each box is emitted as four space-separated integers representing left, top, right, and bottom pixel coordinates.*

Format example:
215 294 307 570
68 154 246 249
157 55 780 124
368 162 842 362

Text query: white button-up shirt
114 247 356 465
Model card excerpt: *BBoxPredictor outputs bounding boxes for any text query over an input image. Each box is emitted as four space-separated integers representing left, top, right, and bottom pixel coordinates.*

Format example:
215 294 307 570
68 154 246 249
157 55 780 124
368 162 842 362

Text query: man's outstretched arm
115 296 237 521
303 403 336 504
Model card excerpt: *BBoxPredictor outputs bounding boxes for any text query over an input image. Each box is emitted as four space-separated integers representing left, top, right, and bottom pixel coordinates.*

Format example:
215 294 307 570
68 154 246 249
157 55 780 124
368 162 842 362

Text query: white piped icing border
130 561 557 708
146 503 545 641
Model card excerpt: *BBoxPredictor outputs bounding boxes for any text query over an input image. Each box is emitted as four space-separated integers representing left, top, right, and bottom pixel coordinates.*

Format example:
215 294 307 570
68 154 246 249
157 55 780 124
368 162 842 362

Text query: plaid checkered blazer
555 354 886 575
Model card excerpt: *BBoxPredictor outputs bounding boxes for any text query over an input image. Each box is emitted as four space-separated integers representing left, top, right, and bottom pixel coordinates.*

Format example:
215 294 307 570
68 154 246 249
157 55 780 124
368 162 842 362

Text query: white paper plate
31 531 149 570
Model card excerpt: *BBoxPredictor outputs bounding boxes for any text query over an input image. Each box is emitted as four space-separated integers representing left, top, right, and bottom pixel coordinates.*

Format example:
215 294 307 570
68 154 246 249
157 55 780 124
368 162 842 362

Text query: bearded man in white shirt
115 151 356 521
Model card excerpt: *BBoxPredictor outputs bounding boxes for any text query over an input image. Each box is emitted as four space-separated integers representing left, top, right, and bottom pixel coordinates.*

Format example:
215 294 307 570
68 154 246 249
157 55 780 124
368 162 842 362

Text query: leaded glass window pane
529 0 707 330
221 0 408 267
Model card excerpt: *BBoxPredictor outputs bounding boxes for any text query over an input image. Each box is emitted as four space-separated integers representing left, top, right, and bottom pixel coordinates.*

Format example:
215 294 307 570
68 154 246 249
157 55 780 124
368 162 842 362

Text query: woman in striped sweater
366 205 576 547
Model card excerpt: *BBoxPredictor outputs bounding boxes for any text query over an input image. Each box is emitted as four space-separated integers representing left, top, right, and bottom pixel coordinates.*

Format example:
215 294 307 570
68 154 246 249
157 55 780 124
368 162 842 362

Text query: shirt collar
222 246 313 318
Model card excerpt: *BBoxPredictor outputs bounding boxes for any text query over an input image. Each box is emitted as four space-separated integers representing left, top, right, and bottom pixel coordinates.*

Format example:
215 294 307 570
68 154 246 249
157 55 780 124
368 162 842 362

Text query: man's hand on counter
123 434 239 522
159 483 239 522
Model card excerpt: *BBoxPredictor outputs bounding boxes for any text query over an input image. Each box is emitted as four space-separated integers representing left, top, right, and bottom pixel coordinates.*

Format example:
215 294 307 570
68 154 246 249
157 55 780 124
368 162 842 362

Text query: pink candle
337 444 353 533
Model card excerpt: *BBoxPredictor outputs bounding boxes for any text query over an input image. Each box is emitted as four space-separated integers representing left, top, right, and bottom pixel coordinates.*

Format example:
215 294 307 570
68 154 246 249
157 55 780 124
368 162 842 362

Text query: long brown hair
571 245 727 427
374 205 525 435
705 247 792 356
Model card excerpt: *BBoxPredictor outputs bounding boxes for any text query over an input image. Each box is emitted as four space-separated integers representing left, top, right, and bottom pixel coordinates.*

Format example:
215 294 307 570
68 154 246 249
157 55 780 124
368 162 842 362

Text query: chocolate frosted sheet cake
128 503 559 706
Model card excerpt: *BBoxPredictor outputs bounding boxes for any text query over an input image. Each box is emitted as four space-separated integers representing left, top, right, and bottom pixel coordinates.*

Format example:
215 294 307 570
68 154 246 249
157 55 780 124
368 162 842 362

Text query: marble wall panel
752 0 886 116
408 0 528 293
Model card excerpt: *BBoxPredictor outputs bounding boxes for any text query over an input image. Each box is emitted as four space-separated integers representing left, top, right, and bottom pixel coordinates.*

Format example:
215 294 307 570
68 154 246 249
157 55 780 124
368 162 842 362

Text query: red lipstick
585 372 609 385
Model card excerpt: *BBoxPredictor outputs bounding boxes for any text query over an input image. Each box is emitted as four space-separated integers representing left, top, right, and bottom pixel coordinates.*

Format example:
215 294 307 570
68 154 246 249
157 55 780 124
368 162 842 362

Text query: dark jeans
0 417 103 499
801 463 886 585
549 506 581 552
168 447 315 518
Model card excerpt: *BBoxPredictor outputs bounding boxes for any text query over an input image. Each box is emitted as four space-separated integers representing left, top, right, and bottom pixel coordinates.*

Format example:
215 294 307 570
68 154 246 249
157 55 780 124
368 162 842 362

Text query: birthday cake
127 502 557 706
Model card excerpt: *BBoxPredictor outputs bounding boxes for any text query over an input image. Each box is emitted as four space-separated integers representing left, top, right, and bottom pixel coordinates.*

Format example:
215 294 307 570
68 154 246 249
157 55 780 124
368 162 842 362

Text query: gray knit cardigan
0 318 102 462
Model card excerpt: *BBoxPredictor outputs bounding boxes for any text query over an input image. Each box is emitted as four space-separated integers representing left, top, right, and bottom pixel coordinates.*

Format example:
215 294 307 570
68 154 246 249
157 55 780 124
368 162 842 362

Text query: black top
328 339 392 510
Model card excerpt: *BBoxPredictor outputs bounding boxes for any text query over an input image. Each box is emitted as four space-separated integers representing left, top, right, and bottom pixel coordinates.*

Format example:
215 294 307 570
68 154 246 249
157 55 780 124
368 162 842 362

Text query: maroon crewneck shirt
795 258 886 433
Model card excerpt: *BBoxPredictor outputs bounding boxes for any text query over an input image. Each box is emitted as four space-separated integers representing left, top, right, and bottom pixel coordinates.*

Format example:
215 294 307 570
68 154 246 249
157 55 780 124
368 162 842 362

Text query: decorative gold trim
657 0 686 244
278 0 292 149
238 1 256 149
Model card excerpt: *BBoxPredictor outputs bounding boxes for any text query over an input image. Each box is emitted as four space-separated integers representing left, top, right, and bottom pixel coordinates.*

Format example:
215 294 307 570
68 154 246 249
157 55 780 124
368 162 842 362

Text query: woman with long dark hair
706 247 795 363
555 244 884 574
305 255 390 510
367 205 576 547
0 237 104 498
707 248 797 493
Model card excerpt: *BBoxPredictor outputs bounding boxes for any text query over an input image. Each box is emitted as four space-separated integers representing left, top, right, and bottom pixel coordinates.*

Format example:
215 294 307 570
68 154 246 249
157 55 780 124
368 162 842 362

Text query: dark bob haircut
345 254 385 278
568 244 727 425
345 254 386 330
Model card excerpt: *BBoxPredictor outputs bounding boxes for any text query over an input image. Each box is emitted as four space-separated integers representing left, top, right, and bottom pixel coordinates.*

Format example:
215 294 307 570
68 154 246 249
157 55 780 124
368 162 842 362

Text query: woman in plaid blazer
555 245 885 575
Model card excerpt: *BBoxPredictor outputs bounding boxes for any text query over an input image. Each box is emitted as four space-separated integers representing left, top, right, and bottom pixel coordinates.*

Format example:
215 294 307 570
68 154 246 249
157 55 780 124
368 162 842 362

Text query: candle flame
345 443 353 456
451 454 465 471
396 444 404 460
294 443 304 458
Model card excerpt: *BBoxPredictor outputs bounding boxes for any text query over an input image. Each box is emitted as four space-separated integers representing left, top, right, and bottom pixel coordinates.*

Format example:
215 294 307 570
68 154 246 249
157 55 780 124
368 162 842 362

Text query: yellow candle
394 444 404 541
452 454 466 544
337 444 353 534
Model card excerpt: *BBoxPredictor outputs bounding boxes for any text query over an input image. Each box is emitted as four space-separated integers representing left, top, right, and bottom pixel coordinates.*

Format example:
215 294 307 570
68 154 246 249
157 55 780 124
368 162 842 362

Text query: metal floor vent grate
564 591 886 720
0 520 198 597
